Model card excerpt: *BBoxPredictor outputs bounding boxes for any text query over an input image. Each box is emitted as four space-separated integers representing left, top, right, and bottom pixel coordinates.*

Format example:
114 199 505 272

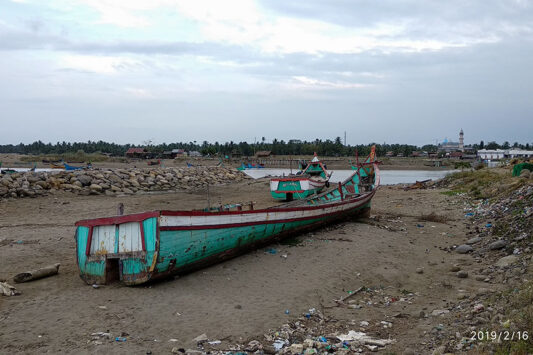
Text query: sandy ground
0 179 496 354
1 153 450 171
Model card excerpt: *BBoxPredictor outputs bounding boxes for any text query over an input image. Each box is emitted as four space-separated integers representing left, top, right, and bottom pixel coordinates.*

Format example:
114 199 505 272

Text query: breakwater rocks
0 167 248 198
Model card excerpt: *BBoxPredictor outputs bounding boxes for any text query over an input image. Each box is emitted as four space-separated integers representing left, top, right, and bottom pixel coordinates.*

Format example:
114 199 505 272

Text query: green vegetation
441 169 527 200
0 139 421 158
454 161 472 170
492 281 533 355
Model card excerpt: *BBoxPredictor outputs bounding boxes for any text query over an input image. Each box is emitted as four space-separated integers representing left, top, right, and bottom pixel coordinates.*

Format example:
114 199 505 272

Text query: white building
507 149 533 159
478 148 533 160
477 149 506 160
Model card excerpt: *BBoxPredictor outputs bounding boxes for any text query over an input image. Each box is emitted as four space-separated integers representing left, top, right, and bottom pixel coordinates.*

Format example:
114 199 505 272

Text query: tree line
0 138 530 158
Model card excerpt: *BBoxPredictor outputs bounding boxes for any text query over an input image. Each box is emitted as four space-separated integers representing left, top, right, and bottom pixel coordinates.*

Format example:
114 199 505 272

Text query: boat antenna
290 153 292 175
207 183 211 210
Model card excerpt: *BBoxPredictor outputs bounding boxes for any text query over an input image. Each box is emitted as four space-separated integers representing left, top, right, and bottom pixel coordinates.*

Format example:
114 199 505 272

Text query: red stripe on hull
161 191 373 217
76 211 160 227
160 197 372 231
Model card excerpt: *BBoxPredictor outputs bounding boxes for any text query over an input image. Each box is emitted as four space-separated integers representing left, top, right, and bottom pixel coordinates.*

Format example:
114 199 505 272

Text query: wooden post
338 182 343 200
13 263 60 283
117 203 124 216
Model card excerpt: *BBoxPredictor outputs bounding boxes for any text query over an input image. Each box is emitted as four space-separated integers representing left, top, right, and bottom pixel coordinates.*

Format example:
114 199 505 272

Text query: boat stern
74 212 160 286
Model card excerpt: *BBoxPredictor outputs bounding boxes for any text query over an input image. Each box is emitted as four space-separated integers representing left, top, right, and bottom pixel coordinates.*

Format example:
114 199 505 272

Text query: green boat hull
75 203 371 285
74 147 379 286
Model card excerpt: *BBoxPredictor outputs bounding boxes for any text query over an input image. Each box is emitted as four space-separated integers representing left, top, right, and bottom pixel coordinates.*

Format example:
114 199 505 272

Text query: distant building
449 151 463 158
477 149 506 160
478 148 533 160
172 149 186 156
507 149 533 159
188 151 202 157
256 151 272 157
438 129 465 153
125 147 148 158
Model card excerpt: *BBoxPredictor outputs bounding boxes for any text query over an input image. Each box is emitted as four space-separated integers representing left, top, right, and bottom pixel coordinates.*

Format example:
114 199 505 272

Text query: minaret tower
459 129 464 152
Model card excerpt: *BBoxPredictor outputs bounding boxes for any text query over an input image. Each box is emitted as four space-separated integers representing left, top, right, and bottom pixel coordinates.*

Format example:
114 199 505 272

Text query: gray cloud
0 1 532 145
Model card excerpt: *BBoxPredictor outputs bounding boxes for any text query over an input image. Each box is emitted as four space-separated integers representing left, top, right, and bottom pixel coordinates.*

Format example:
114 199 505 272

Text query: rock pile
461 183 533 258
0 167 248 199
429 179 532 353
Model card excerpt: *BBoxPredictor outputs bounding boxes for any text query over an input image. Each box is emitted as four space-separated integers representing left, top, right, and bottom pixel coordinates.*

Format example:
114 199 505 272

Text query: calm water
1 167 456 185
243 169 456 185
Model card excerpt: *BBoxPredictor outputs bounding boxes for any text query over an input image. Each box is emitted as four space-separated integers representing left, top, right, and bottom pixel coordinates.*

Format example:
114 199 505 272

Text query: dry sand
0 153 448 171
0 179 497 353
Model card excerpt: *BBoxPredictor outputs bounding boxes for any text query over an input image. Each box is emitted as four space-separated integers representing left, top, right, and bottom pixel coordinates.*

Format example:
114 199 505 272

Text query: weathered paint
90 225 115 255
74 216 158 285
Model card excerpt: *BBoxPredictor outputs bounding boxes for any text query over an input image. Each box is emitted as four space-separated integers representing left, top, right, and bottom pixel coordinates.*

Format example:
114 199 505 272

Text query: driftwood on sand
13 263 60 283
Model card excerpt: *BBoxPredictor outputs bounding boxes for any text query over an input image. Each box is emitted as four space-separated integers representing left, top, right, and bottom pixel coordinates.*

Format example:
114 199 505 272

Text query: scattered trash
336 330 395 347
381 321 393 328
92 284 100 289
192 333 208 344
318 336 328 343
404 179 431 190
115 337 127 342
431 309 450 316
485 223 492 228
273 339 286 351
0 282 21 296
473 304 485 313
266 248 277 254
281 254 288 259
98 306 107 310
284 309 290 314
416 224 424 228
13 263 60 283
91 332 111 339
465 212 474 217
169 339 179 342
208 340 221 345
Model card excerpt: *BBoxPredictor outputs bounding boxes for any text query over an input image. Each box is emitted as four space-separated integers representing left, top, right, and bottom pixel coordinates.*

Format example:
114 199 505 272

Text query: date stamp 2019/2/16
470 331 529 342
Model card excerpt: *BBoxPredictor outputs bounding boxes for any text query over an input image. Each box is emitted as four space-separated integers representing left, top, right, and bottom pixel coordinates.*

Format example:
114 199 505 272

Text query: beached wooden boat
0 162 17 174
147 160 161 166
50 163 64 169
64 163 84 171
74 147 379 286
237 162 265 170
270 154 330 201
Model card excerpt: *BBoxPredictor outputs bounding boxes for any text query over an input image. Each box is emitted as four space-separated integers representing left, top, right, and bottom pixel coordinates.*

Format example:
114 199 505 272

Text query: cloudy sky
1 0 532 146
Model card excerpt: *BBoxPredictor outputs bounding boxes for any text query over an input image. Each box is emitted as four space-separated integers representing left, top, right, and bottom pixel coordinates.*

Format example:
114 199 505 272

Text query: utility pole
344 131 347 146
253 137 256 156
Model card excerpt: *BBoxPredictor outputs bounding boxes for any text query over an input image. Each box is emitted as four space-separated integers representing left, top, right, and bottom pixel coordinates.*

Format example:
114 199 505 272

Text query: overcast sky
1 0 532 146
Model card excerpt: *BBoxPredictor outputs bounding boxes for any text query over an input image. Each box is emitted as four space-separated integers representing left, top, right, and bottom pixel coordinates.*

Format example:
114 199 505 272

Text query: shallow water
243 168 456 185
